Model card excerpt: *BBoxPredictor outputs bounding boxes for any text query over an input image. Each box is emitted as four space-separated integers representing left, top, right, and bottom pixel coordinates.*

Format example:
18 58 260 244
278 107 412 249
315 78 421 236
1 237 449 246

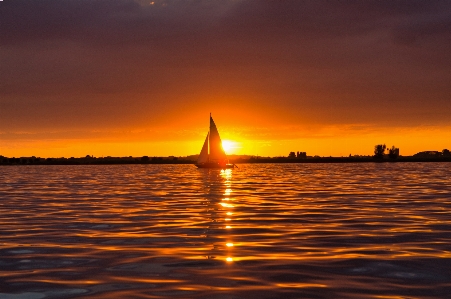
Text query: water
0 163 450 298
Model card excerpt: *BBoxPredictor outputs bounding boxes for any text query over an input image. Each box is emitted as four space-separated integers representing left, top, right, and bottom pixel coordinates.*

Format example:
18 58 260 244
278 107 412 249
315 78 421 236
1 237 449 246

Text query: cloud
3 1 450 51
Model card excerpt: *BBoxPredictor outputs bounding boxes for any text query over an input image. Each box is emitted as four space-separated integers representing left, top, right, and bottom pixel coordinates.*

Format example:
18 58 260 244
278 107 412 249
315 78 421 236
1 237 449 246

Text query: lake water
0 163 450 299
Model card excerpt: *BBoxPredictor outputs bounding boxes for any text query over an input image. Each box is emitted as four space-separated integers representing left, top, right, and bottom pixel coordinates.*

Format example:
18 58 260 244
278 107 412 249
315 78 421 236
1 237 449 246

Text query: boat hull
196 162 234 169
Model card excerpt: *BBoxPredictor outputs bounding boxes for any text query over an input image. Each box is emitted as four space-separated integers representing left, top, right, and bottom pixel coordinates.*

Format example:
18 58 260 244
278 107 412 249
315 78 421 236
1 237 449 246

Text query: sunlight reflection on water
0 163 450 298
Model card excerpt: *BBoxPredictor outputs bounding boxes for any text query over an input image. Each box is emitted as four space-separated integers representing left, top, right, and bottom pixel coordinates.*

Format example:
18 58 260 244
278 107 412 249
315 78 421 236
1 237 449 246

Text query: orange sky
1 1 451 158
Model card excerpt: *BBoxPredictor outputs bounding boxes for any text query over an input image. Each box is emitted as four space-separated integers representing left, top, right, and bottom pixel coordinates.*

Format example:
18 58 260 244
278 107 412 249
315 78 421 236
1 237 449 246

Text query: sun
222 140 239 154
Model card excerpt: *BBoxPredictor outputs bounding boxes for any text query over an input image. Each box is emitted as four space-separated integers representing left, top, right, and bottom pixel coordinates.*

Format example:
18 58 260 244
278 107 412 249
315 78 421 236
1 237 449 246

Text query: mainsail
197 133 209 164
208 116 227 161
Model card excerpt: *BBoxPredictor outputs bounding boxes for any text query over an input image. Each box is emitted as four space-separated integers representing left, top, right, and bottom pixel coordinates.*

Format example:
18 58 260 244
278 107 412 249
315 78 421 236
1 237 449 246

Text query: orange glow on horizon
1 124 450 158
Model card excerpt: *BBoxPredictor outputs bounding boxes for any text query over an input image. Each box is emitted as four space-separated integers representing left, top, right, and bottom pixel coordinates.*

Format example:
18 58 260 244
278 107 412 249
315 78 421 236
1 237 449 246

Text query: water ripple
0 163 450 298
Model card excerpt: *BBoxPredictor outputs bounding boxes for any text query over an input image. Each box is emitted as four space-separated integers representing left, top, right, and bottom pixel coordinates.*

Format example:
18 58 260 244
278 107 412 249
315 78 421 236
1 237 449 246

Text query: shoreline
1 156 451 165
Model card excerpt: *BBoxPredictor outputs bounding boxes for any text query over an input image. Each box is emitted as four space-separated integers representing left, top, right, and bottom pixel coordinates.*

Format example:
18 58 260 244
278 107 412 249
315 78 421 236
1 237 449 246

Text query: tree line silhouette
374 144 399 159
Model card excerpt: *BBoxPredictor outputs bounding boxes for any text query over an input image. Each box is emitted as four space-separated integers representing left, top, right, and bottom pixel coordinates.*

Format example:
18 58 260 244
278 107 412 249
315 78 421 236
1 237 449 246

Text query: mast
208 112 211 162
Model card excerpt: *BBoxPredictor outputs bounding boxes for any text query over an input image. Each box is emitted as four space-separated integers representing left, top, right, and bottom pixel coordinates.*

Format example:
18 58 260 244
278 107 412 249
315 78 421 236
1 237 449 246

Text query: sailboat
196 114 234 169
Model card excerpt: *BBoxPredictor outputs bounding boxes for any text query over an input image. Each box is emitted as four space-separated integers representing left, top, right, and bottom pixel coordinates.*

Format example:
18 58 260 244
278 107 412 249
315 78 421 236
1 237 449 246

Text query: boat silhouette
196 114 235 169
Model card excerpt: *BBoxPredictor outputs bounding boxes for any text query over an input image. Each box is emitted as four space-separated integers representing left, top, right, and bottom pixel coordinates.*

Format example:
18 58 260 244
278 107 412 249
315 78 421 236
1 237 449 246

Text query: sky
1 0 451 158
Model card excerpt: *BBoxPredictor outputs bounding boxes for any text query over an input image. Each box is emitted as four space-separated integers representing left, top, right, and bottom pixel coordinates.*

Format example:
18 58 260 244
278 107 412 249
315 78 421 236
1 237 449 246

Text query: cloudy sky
1 0 450 157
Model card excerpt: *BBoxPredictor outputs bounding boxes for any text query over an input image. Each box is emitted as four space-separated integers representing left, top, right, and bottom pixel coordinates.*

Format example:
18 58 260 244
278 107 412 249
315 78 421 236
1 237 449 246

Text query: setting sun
222 140 240 154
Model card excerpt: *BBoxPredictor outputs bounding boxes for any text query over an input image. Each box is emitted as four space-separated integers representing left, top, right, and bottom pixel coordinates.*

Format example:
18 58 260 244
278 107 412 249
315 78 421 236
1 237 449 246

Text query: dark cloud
1 0 451 132
3 0 450 49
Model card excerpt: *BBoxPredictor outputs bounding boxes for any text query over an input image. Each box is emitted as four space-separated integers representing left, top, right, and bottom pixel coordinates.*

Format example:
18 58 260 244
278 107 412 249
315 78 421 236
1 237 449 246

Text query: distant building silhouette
297 151 307 158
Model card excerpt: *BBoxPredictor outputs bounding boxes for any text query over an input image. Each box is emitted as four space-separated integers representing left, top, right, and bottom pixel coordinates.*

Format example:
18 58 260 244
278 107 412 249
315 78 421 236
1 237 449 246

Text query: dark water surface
1 163 450 298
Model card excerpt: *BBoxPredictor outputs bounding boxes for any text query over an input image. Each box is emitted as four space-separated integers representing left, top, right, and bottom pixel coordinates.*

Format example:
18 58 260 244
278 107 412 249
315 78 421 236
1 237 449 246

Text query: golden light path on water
0 163 450 298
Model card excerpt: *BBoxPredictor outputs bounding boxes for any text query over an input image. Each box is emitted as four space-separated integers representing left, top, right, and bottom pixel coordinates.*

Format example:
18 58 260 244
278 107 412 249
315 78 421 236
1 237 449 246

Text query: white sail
197 133 209 164
209 116 227 161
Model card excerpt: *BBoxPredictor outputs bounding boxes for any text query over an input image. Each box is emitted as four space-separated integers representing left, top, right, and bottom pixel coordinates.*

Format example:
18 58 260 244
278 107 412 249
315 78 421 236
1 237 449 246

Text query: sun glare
222 140 239 154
